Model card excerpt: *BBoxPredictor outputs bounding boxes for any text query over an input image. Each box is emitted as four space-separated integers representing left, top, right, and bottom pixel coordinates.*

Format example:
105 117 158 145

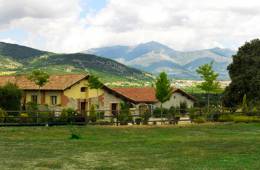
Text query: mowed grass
0 124 260 170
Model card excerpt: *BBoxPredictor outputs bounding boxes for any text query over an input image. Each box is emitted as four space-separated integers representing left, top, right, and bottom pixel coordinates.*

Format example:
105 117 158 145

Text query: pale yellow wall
25 91 41 104
64 79 104 99
155 92 194 109
45 91 61 106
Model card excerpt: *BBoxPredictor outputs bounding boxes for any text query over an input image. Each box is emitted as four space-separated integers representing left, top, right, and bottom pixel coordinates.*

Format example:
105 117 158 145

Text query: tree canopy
196 62 220 111
223 39 260 107
88 75 103 89
196 62 220 94
28 70 49 88
0 83 22 110
155 72 172 104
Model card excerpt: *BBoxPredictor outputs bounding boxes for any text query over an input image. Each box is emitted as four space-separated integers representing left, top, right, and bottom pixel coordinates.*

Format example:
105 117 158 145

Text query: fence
1 108 259 126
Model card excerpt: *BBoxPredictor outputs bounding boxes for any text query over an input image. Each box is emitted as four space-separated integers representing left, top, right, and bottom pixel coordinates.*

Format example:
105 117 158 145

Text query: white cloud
1 0 260 52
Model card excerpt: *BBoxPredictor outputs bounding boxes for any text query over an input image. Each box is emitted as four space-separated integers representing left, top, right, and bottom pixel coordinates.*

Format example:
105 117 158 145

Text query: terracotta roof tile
109 87 196 103
0 74 87 90
111 87 157 103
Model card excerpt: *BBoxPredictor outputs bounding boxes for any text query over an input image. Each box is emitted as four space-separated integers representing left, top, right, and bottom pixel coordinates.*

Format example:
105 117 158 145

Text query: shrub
141 111 151 125
233 116 260 123
0 83 22 110
61 108 77 123
153 107 169 118
218 114 234 122
207 107 221 121
118 102 132 125
96 120 113 125
193 117 206 124
89 105 97 123
135 117 143 125
96 111 105 120
0 108 7 123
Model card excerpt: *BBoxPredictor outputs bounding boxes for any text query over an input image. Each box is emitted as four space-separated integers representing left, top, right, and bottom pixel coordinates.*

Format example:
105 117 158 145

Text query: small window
81 87 87 92
51 96 57 105
31 95 38 104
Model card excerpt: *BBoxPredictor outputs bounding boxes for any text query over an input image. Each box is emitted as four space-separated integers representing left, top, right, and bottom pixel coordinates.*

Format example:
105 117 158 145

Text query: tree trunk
207 93 210 113
160 103 163 125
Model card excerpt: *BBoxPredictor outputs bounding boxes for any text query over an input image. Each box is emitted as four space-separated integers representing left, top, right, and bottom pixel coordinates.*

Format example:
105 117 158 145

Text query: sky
1 0 260 53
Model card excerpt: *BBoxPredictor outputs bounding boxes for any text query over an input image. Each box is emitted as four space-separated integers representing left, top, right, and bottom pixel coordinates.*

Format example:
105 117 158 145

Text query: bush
193 117 206 124
0 108 7 123
141 111 151 125
135 117 142 125
61 108 78 123
0 83 22 110
95 119 113 125
153 107 169 118
218 114 234 122
89 105 97 123
118 102 132 125
233 116 260 123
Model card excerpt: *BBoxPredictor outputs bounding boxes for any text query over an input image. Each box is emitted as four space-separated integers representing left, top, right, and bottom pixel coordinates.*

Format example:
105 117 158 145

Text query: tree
88 75 103 108
223 39 260 108
196 62 220 112
242 94 249 114
155 72 173 122
28 70 49 89
0 83 22 110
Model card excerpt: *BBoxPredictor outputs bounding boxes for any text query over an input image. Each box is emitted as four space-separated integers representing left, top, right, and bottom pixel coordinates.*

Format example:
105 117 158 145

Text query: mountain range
85 41 236 80
0 42 153 83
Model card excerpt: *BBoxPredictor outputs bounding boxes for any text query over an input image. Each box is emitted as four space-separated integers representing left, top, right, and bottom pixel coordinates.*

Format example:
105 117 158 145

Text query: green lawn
0 124 260 170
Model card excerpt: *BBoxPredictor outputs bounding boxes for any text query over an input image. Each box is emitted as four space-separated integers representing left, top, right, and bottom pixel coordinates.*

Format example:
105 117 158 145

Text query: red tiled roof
104 87 196 103
0 74 88 90
112 87 157 103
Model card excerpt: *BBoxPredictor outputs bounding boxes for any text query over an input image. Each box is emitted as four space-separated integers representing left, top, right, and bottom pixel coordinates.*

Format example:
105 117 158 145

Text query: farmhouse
0 74 195 115
100 86 195 115
0 74 102 112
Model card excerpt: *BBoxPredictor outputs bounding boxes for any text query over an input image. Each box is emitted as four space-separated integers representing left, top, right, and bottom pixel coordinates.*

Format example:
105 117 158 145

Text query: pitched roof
112 87 157 103
0 74 88 90
103 87 196 104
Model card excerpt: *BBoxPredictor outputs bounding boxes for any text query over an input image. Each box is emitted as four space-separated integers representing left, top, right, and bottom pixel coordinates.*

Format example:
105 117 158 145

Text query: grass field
1 123 260 170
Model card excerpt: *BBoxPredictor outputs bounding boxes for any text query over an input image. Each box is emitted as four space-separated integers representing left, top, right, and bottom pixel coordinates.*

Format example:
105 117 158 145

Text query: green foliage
135 117 143 125
0 83 22 110
193 117 206 124
88 75 103 89
61 108 77 123
26 102 38 111
155 72 172 104
223 39 260 107
242 94 249 114
89 105 97 123
196 62 220 93
140 110 151 125
28 70 49 88
196 62 220 112
0 108 7 123
153 107 169 118
118 102 132 125
233 116 260 123
218 114 234 122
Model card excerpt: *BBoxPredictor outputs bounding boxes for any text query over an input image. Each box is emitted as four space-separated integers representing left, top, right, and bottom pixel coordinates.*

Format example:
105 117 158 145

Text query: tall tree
196 62 220 112
223 39 260 108
28 70 49 104
155 72 173 121
88 75 103 108
28 70 50 89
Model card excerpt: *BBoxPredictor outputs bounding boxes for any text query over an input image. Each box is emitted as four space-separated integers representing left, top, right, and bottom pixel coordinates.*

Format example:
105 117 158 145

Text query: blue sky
0 0 260 53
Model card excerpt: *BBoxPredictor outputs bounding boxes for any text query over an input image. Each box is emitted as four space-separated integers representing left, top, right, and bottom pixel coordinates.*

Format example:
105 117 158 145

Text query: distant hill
0 42 153 83
85 41 236 80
